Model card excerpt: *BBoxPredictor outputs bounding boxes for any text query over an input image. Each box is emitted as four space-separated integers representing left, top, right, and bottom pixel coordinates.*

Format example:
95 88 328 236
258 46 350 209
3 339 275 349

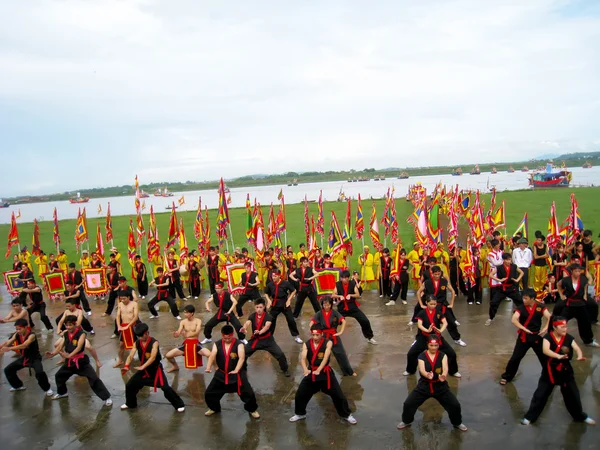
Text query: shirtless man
165 304 211 373
0 299 31 327
114 293 140 368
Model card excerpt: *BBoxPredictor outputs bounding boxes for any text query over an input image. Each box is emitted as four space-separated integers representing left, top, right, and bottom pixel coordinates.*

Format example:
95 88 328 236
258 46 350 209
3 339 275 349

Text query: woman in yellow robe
358 246 375 288
406 243 422 289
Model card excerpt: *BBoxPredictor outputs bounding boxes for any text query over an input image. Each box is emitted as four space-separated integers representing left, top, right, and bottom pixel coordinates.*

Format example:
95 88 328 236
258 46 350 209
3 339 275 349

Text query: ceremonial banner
43 271 66 299
225 263 249 295
313 268 342 296
3 271 23 296
83 268 108 295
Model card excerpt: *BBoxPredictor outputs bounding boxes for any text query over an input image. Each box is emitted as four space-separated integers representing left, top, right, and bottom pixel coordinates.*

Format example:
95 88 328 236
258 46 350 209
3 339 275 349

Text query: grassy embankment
1 188 599 278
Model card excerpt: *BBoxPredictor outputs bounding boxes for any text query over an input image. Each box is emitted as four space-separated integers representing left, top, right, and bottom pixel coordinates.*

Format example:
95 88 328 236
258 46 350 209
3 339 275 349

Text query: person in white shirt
512 238 533 290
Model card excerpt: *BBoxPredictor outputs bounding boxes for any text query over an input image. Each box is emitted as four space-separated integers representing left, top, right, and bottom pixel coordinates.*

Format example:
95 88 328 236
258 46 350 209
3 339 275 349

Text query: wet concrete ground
1 287 599 450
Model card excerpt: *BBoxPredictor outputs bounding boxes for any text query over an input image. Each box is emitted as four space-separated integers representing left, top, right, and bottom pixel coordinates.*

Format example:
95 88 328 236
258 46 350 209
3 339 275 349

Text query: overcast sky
1 0 599 197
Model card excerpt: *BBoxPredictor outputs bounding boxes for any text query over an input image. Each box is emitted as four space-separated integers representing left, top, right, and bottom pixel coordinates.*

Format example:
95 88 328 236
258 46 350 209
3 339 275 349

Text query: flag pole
228 223 235 250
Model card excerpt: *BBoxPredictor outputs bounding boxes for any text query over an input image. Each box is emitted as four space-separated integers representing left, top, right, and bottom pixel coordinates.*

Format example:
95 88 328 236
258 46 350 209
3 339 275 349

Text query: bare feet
167 366 180 373
499 379 507 385
352 373 358 377
113 361 123 368
96 360 103 368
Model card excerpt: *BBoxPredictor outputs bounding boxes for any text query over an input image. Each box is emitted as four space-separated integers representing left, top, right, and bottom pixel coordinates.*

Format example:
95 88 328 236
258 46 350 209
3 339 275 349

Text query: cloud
0 0 599 196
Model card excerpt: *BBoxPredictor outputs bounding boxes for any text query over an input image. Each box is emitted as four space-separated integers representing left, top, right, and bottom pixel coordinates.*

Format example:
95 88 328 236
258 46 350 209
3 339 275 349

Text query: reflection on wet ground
1 287 598 449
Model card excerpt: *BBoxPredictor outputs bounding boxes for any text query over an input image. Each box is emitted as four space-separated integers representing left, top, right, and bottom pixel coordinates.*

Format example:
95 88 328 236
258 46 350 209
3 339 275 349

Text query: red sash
221 340 242 394
321 310 338 344
566 278 583 306
250 313 271 348
139 338 164 392
119 323 135 350
518 306 537 342
184 338 202 369
309 339 331 388
547 332 566 385
424 350 441 394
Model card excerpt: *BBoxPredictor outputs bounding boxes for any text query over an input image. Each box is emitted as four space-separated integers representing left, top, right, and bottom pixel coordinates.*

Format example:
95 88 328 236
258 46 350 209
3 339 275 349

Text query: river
1 166 598 224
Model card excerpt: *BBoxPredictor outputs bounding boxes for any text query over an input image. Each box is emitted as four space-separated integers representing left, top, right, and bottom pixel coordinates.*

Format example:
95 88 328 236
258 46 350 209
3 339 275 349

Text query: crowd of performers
2 229 599 430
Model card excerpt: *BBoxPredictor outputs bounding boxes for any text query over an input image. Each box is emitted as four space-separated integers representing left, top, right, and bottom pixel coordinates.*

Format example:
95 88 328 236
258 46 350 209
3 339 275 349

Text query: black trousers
524 376 587 423
125 368 184 409
27 303 53 330
402 382 462 426
204 314 245 340
208 274 218 295
450 267 468 296
79 289 91 312
293 289 320 317
4 357 50 392
466 278 482 303
270 306 300 337
169 278 186 300
390 275 409 301
137 277 149 296
406 336 458 375
148 294 180 318
379 276 392 298
329 338 354 376
587 298 598 324
294 374 352 417
188 276 201 297
205 372 258 413
56 313 93 333
501 336 545 381
553 305 594 344
236 292 260 316
55 360 110 400
105 289 118 315
489 288 522 320
519 268 529 290
245 339 288 372
338 306 374 339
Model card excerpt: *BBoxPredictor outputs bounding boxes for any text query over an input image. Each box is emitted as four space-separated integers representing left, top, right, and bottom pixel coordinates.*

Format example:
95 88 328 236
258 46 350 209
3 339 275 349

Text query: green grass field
2 187 599 277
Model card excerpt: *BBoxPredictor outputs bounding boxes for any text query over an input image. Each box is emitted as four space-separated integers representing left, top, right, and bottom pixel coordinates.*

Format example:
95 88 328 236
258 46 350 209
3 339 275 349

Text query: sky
1 0 599 197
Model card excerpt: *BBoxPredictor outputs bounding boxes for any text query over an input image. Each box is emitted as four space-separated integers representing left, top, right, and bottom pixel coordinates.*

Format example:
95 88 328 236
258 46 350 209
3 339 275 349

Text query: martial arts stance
311 296 356 376
204 325 260 418
289 325 357 424
165 304 211 372
148 267 182 320
486 253 524 326
234 262 261 317
333 270 377 344
1 318 53 396
120 323 185 412
264 270 303 344
20 280 53 332
521 317 595 425
202 283 246 344
290 257 321 317
500 288 551 384
398 335 467 431
114 293 140 368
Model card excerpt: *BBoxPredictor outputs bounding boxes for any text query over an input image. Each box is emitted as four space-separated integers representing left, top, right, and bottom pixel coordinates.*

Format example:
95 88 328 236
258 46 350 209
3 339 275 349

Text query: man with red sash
404 296 460 377
486 253 524 326
204 325 260 418
1 318 52 395
415 266 465 346
103 265 121 317
67 263 91 315
166 251 186 300
387 249 411 306
311 296 356 376
264 270 303 344
285 250 299 287
120 323 185 412
500 288 552 384
206 246 220 295
333 270 377 344
20 279 54 332
553 264 599 347
398 335 467 431
147 267 181 319
378 248 392 299
289 325 357 424
165 305 211 372
202 283 246 344
48 315 112 405
290 257 321 317
242 299 290 376
521 317 595 425
234 262 261 317
114 292 140 368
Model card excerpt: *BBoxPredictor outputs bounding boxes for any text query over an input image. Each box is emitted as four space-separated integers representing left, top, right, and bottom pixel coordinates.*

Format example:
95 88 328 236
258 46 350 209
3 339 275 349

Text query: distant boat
0 200 10 208
293 178 298 186
380 174 386 181
358 176 370 182
507 166 515 173
373 176 380 181
166 205 179 210
521 166 529 172
69 192 89 204
582 161 592 168
287 180 293 186
452 168 462 176
529 163 572 188
138 190 150 198
155 187 174 197
470 164 481 175
398 171 409 179
491 167 498 174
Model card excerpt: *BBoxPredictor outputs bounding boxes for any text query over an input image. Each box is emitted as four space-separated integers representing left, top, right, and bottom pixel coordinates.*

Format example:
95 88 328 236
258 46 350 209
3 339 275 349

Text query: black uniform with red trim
553 276 594 344
136 261 149 297
205 338 258 413
105 270 120 315
379 255 393 298
489 263 523 320
207 254 220 294
147 275 180 318
501 302 547 382
264 280 300 337
311 309 354 376
523 332 589 423
54 327 111 400
334 280 374 340
4 328 51 392
293 337 352 418
236 271 261 316
124 336 184 409
390 257 410 301
405 306 458 375
292 267 321 317
401 350 463 426
415 277 461 341
204 291 245 340
24 286 54 331
67 270 91 312
244 311 289 372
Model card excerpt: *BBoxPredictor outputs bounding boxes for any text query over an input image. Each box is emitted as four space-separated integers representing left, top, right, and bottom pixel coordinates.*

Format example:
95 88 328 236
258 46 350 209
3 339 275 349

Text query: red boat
529 164 572 188
69 193 89 204
138 190 150 198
